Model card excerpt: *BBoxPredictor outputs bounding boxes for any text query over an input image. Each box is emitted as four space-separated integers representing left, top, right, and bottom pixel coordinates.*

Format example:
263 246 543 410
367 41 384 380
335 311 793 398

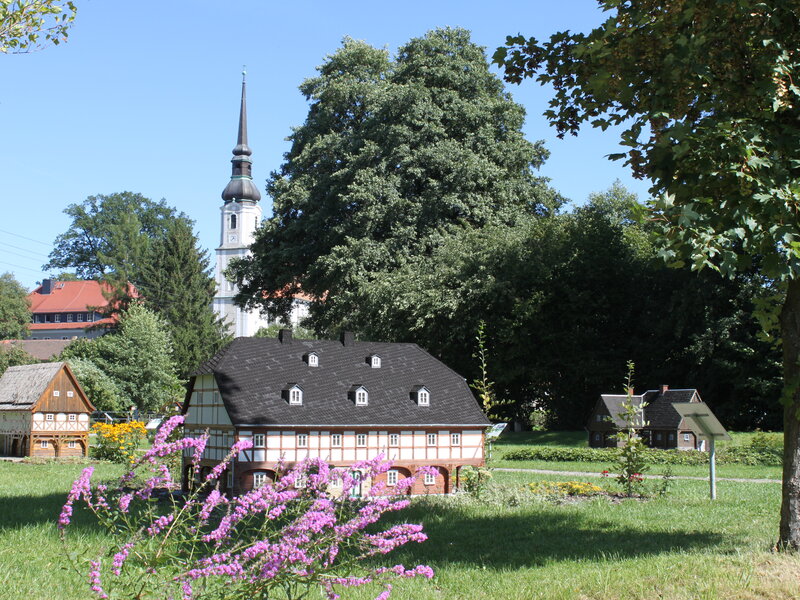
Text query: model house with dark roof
0 362 94 457
587 384 715 450
182 330 490 495
27 279 136 340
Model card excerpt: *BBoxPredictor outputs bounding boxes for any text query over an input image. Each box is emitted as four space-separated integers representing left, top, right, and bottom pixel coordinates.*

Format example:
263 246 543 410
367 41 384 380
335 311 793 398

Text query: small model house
182 330 490 495
0 362 94 457
587 385 715 450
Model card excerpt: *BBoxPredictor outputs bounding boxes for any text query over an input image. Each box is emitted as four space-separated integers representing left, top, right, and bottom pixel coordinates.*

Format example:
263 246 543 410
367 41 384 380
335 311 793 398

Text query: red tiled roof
28 280 112 312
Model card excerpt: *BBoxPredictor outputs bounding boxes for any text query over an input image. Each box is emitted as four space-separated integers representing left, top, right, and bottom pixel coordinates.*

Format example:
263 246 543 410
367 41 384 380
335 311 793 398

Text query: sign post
672 402 729 500
485 423 508 461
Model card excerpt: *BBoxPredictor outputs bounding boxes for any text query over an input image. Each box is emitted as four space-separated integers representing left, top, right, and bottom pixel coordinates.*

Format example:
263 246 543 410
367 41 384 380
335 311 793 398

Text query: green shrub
502 445 782 467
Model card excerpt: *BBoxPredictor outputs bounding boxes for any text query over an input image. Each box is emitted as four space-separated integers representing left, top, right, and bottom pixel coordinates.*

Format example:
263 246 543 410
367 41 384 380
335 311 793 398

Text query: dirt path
493 467 780 484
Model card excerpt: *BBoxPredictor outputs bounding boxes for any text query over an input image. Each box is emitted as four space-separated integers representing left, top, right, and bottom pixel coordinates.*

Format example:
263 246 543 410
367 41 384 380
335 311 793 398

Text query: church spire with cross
221 69 261 204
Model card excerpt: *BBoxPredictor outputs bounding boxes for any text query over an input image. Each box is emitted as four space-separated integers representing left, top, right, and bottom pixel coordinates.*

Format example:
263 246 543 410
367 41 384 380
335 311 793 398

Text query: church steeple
221 70 261 204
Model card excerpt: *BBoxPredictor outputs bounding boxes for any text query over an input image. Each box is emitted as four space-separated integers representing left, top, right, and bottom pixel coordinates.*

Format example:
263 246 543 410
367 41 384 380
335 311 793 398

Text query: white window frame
331 433 342 447
253 471 268 489
308 353 319 367
40 440 49 449
356 433 367 447
68 414 76 421
387 470 398 487
370 355 381 368
297 433 308 448
66 391 74 398
253 434 265 448
355 389 368 406
45 413 54 421
294 474 307 489
424 471 436 486
418 389 430 406
427 433 437 447
67 441 76 449
54 314 61 323
52 390 60 397
389 433 399 447
66 313 73 322
683 433 691 442
289 388 303 405
77 313 84 322
451 432 461 446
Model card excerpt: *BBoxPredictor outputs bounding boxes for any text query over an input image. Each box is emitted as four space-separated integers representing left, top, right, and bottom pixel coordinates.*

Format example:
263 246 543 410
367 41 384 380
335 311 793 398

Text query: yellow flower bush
528 480 603 498
92 421 147 464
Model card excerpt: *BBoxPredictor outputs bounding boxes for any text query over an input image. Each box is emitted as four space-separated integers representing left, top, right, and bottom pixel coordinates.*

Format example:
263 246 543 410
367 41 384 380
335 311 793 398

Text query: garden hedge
502 445 781 467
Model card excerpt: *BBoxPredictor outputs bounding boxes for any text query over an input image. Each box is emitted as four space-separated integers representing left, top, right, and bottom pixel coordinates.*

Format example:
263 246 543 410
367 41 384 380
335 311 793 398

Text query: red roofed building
27 279 130 340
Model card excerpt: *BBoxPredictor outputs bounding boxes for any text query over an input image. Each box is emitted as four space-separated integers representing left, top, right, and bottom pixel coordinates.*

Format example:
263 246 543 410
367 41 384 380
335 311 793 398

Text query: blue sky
1 0 651 290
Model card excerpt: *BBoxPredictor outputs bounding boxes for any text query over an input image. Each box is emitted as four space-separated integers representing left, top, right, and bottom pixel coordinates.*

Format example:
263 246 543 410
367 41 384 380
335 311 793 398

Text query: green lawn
488 431 783 480
0 458 796 600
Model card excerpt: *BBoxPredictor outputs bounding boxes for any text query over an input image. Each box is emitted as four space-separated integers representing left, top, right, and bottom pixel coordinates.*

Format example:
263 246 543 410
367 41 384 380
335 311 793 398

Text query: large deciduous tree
495 0 800 548
45 192 190 284
62 304 184 412
0 272 30 339
229 28 560 333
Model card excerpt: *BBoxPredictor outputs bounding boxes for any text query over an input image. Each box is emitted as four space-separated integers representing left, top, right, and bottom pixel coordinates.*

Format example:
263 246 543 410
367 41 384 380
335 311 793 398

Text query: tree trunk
779 278 800 549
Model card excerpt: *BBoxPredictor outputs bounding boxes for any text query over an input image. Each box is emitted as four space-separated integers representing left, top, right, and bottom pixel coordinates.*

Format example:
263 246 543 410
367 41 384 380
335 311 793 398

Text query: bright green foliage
470 321 497 417
63 304 183 412
0 272 30 340
137 219 229 377
495 0 800 546
254 323 316 340
229 28 559 331
65 357 125 412
45 192 192 303
459 466 493 499
496 1 800 280
0 0 76 54
0 343 36 376
610 363 649 497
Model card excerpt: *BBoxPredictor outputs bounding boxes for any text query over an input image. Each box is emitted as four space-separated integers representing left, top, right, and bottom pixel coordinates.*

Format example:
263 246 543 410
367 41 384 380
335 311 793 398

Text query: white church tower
213 72 271 337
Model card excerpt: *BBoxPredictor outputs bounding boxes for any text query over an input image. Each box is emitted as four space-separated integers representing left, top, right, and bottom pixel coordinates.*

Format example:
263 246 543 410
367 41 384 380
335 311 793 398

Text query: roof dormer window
283 384 303 406
411 385 430 406
368 354 381 369
350 385 368 406
304 352 319 367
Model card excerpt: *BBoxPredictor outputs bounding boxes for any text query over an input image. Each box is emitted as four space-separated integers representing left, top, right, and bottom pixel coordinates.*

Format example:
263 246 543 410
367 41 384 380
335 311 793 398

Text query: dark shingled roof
595 388 699 429
189 337 490 427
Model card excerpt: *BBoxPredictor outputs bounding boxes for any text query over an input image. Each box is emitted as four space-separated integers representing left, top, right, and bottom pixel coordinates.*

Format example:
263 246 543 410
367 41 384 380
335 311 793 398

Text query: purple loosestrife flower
58 466 94 530
375 584 392 600
88 561 108 599
154 415 185 446
112 542 135 576
146 514 175 537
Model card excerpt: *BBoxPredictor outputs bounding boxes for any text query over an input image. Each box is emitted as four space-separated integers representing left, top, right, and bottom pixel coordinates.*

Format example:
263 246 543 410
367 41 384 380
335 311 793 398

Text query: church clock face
228 233 238 243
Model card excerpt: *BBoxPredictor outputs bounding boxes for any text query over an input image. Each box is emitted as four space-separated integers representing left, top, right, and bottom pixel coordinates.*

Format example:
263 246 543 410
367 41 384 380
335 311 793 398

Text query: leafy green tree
0 344 36 376
0 0 76 54
494 0 800 547
45 191 191 283
230 28 560 333
0 272 30 339
66 357 125 412
253 324 315 340
137 219 229 377
63 304 183 412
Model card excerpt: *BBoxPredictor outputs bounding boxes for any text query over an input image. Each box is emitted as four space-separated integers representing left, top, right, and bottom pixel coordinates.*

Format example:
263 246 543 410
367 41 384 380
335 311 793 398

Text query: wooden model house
182 330 490 495
587 384 715 450
0 362 94 457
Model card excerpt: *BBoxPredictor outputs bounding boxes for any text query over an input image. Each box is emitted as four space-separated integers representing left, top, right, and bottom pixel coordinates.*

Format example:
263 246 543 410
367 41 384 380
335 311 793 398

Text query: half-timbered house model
182 330 490 495
587 385 718 450
0 362 94 457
